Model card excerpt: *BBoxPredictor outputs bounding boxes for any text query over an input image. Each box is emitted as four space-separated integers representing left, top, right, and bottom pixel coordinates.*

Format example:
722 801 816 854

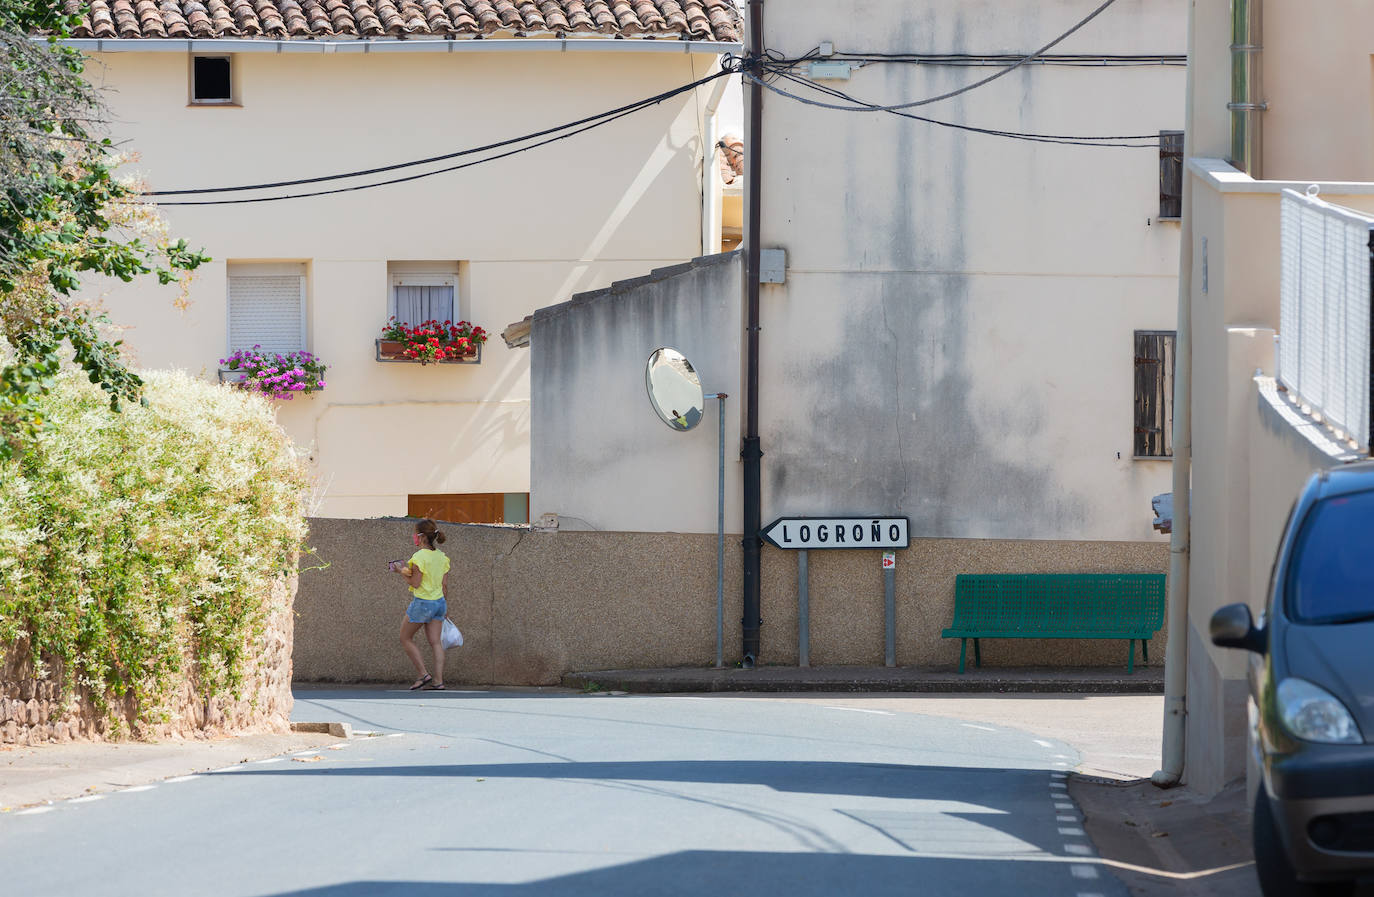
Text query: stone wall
0 576 296 746
295 517 1169 684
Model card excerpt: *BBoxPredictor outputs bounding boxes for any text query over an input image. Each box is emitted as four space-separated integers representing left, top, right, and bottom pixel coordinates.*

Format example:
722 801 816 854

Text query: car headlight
1278 678 1364 744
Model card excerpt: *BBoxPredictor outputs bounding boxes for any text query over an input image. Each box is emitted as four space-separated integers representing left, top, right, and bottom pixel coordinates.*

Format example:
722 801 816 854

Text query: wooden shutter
1134 331 1176 458
1159 131 1184 218
228 274 304 353
408 493 505 524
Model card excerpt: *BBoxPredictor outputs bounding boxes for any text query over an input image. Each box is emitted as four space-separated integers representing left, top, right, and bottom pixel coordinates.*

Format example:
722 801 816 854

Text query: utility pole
741 0 764 668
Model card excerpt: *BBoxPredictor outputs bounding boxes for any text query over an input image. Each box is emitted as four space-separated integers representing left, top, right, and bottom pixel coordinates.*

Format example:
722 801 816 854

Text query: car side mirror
1210 603 1267 654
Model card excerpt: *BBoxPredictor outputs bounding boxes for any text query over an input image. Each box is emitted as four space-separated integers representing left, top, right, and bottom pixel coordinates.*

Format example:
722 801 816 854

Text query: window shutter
1159 131 1184 218
228 275 304 353
1134 331 1176 457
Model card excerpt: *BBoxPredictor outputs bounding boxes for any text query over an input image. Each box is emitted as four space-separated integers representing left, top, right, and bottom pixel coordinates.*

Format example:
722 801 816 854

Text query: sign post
762 517 910 667
882 552 897 667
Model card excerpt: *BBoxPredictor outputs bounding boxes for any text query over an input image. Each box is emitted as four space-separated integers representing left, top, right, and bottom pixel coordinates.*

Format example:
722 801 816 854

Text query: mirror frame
645 347 705 432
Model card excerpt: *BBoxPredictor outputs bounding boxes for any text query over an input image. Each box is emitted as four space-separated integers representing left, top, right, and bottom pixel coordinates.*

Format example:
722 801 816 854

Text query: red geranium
381 318 489 365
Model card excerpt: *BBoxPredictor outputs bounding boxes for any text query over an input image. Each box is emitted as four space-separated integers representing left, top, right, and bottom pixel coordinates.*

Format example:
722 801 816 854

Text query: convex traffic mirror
645 347 705 431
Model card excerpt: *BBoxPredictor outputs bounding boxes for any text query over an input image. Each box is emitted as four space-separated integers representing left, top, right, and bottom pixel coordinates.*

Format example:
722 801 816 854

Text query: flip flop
424 683 446 691
409 674 432 691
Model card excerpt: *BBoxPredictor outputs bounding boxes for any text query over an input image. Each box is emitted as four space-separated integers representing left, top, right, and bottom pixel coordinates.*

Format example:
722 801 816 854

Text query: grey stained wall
294 516 1167 683
530 251 744 534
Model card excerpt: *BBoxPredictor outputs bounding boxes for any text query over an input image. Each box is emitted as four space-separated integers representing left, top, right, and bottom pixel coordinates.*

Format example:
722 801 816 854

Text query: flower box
376 338 481 364
219 347 326 399
377 318 488 365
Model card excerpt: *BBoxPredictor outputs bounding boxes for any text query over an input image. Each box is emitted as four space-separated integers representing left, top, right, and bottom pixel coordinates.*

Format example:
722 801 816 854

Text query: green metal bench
941 573 1166 673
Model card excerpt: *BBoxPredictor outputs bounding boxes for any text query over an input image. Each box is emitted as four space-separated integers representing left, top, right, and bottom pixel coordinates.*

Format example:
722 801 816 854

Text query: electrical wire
819 52 1184 68
142 68 733 200
152 101 655 206
750 0 1125 112
760 68 1161 148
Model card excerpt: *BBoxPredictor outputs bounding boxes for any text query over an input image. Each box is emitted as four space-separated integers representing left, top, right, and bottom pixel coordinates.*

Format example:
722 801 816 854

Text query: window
191 56 233 104
1134 330 1176 458
388 263 459 326
227 263 306 353
1159 130 1184 219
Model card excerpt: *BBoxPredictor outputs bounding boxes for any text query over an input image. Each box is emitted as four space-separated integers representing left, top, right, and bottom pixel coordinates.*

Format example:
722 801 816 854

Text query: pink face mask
413 533 423 547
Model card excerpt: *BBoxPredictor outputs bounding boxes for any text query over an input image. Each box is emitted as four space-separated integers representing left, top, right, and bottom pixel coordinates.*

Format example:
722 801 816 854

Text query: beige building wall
81 45 734 517
1175 0 1374 796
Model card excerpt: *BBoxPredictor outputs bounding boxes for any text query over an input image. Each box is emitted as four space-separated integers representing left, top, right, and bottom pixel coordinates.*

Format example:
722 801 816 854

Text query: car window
1288 489 1374 624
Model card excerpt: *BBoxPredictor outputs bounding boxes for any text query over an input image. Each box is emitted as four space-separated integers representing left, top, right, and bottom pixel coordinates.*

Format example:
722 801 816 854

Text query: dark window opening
1134 330 1175 458
193 56 232 103
1159 130 1184 218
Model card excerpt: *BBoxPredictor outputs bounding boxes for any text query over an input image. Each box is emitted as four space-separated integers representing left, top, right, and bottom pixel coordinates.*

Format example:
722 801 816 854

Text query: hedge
0 369 310 729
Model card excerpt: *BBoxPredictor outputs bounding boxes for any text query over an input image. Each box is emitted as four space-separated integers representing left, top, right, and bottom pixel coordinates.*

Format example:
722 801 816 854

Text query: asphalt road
2 688 1128 897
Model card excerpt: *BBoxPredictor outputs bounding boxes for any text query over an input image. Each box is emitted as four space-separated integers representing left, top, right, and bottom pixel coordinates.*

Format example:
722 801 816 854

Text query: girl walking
393 518 451 690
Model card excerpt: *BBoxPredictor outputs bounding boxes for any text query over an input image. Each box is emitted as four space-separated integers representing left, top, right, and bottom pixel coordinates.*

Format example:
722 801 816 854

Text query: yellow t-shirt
408 548 450 601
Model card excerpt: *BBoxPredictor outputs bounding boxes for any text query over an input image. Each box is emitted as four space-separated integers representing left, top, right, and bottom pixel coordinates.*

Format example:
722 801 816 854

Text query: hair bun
434 531 447 544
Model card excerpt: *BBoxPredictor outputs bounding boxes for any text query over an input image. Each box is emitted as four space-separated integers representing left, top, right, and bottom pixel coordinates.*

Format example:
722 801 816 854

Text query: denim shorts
406 596 447 623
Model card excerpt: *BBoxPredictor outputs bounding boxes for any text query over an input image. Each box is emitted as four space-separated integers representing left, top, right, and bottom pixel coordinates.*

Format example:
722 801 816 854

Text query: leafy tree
0 0 207 460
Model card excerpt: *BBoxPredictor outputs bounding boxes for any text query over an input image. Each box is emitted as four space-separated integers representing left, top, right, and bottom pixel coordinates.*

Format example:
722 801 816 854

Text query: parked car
1212 462 1374 897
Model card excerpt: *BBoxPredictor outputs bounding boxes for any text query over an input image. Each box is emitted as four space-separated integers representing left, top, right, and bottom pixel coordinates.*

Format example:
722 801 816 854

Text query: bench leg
958 639 967 674
973 638 982 669
1141 639 1149 667
1127 639 1135 674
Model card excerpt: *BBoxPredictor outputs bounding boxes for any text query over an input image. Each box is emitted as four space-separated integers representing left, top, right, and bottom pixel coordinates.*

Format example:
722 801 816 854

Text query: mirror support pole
741 0 765 670
714 393 728 668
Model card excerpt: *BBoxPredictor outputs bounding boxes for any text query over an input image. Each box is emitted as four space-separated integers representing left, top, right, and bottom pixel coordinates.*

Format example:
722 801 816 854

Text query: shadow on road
258 849 1109 897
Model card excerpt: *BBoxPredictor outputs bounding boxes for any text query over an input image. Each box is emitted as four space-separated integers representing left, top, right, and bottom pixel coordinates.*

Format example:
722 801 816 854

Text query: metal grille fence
1278 189 1374 451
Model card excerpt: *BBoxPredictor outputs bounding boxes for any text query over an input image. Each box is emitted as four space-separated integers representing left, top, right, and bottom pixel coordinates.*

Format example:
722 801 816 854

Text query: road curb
561 668 1165 695
289 721 353 738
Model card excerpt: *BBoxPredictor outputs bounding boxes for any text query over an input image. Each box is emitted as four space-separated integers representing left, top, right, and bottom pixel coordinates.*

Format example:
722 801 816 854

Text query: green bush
0 369 310 728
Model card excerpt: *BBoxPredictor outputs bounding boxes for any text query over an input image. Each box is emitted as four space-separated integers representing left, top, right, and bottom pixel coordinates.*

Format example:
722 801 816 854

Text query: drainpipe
701 67 731 256
740 0 764 668
1228 0 1265 177
1153 0 1198 791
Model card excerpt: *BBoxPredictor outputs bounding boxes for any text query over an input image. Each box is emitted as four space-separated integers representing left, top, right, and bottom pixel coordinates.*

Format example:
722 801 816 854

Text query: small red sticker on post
882 551 896 570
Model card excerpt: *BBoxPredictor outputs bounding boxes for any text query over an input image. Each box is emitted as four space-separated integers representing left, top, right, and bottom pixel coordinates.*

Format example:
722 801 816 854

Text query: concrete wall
748 0 1185 543
295 516 1167 682
82 47 729 517
531 251 743 533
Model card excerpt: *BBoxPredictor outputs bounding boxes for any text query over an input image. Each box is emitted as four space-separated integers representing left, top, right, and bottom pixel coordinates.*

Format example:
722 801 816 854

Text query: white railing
1278 188 1374 450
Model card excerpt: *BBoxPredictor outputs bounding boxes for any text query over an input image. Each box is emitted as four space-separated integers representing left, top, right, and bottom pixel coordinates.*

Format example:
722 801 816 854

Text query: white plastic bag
441 617 463 649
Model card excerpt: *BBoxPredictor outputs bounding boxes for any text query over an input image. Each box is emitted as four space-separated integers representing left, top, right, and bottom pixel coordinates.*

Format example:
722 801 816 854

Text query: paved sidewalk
562 664 1165 694
0 729 346 812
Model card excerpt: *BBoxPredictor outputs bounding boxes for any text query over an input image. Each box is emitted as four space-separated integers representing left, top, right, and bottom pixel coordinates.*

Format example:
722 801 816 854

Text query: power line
151 101 655 206
753 0 1125 113
143 68 732 200
760 69 1161 148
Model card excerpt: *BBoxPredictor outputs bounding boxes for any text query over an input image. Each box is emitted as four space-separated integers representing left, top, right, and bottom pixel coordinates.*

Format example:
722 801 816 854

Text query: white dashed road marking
961 723 996 731
118 785 155 793
1033 739 1054 748
15 806 53 815
822 707 894 716
164 775 199 783
67 795 103 804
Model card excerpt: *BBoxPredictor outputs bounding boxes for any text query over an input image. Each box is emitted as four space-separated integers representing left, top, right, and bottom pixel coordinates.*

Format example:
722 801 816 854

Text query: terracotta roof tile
66 0 739 39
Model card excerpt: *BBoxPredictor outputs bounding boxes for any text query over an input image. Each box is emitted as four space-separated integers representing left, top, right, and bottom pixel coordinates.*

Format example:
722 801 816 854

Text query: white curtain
395 285 455 325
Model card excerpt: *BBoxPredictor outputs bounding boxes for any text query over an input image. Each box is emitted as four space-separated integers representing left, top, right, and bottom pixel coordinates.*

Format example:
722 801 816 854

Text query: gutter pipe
52 37 744 56
701 66 731 256
740 0 763 668
1153 0 1199 790
1227 0 1265 176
